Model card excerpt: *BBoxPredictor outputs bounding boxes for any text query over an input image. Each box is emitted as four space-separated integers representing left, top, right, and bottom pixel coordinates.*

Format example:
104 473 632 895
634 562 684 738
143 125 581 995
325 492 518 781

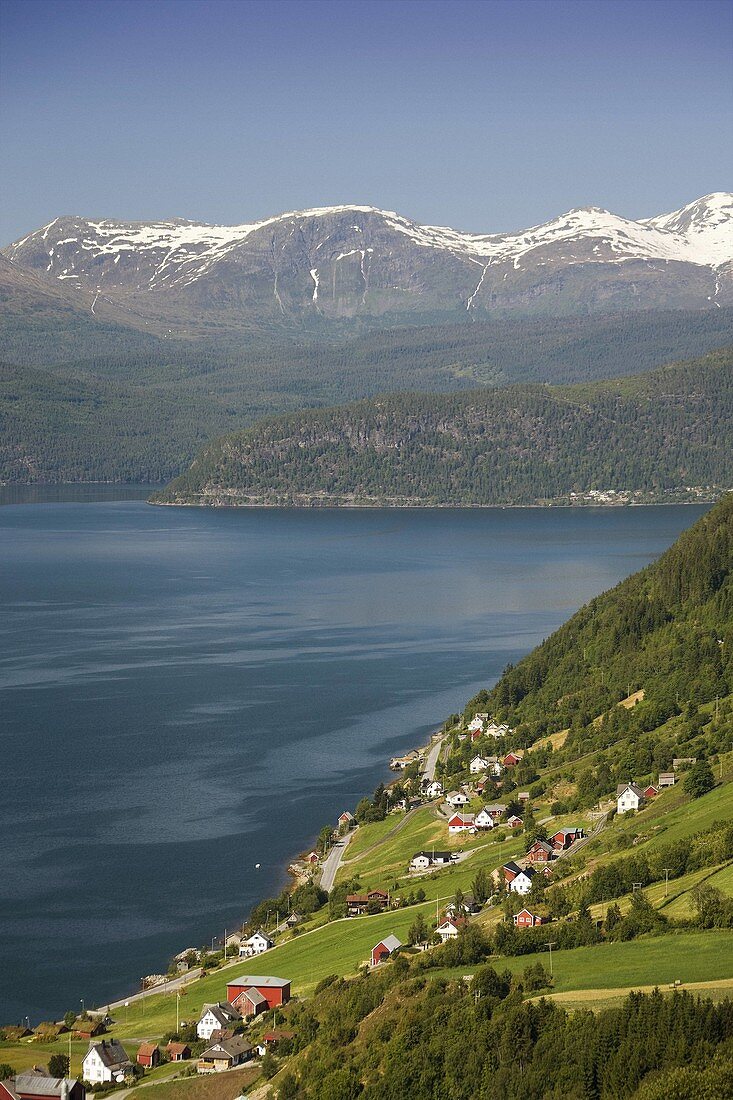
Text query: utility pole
663 868 672 897
545 941 556 978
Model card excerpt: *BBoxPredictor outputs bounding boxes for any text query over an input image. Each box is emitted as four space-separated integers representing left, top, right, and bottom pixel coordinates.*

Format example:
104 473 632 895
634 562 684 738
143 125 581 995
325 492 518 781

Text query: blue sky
1 0 731 243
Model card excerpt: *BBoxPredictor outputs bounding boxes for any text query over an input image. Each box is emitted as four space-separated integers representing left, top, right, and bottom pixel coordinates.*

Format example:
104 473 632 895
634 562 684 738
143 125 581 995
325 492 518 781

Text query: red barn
226 974 291 1010
136 1044 160 1068
371 934 402 966
503 751 523 767
513 908 544 928
644 785 659 799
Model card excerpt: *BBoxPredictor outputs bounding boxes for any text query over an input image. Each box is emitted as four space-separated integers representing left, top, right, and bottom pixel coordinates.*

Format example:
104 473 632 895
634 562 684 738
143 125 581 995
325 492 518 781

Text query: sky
0 0 731 244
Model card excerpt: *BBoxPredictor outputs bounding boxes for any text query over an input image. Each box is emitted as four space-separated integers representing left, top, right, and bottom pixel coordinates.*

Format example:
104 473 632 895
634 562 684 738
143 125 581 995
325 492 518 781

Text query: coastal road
423 733 444 781
319 829 354 892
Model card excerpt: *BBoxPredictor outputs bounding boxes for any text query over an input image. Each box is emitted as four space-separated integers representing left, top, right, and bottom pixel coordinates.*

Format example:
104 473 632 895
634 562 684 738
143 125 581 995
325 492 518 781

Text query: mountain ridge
5 193 732 332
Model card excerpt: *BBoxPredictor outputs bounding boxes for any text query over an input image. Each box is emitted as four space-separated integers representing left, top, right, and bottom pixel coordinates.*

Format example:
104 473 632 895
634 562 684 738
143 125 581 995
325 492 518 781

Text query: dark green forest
155 347 733 505
3 308 733 483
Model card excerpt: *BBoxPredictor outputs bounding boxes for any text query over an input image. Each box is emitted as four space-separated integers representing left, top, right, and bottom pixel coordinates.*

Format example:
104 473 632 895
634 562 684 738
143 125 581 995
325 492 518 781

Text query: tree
260 1051 278 1080
472 867 492 904
277 1072 299 1099
63 1011 77 1030
0 1066 14 1083
318 824 334 855
48 1055 70 1079
408 913 429 945
684 759 715 798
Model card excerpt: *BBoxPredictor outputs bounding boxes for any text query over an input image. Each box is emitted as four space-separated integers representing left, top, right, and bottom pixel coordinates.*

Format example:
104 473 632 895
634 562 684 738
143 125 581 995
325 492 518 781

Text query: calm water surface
0 495 708 1018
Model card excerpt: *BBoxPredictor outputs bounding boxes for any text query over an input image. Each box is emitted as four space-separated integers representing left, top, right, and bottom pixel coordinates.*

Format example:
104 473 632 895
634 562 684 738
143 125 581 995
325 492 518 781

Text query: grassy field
431 929 733 995
638 779 733 850
131 1065 260 1100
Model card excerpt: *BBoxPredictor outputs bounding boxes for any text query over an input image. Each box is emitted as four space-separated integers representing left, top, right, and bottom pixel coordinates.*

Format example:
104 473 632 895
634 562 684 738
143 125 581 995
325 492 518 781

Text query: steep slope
466 491 733 750
152 347 733 507
5 193 732 331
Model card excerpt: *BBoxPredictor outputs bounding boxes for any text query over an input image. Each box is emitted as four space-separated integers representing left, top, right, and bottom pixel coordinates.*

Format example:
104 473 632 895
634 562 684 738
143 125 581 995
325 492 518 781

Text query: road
319 829 354 892
423 733 444 781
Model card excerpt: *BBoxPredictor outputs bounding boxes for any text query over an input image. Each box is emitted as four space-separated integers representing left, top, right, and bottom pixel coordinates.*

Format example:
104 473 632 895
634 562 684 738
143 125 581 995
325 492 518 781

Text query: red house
371 934 403 966
644 785 659 799
136 1044 160 1068
226 974 291 1010
550 827 585 851
166 1042 191 1062
513 908 544 928
502 860 522 884
346 889 389 915
503 751 523 767
526 839 554 863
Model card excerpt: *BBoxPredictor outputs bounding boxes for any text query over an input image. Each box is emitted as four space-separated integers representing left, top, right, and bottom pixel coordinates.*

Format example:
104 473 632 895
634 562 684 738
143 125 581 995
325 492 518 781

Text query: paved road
423 734 444 781
98 967 203 1014
319 829 354 892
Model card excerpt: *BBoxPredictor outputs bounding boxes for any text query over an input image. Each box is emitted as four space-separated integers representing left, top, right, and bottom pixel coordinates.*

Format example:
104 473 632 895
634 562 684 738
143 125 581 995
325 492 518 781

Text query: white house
616 782 645 814
82 1040 134 1085
197 1002 242 1041
239 930 274 957
474 807 495 830
448 812 475 833
508 868 536 895
467 716 485 733
470 755 491 774
446 790 470 807
425 780 444 799
485 721 511 739
435 918 466 942
410 850 452 871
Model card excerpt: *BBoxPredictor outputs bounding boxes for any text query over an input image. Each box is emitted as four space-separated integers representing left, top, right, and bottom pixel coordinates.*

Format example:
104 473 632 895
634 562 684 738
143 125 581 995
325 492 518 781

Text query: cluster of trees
245 879 327 933
274 958 733 1100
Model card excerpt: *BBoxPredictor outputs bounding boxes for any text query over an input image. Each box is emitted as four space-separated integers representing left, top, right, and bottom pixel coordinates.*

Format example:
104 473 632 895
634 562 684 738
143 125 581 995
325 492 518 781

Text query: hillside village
2 498 733 1099
2 700 731 1100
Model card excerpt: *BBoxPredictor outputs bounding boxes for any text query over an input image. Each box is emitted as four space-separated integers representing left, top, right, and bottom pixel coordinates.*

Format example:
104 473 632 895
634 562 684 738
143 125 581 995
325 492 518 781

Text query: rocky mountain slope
4 193 732 333
152 347 733 508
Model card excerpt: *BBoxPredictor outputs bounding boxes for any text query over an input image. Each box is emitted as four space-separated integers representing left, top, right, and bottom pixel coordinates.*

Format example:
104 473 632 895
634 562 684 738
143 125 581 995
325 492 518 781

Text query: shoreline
147 495 722 510
90 726 446 1017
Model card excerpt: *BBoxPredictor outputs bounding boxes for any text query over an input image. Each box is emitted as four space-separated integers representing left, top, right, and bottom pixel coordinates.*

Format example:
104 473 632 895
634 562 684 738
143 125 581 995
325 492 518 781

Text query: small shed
137 1043 160 1069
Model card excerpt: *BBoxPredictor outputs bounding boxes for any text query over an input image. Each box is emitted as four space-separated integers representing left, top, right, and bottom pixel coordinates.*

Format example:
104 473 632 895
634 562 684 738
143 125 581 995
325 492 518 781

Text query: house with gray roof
82 1040 134 1085
196 1001 242 1041
197 1036 253 1074
616 782 646 814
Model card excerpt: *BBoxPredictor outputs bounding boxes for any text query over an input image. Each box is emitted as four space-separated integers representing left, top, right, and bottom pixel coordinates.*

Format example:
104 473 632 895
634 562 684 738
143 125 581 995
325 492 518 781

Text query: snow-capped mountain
4 193 731 331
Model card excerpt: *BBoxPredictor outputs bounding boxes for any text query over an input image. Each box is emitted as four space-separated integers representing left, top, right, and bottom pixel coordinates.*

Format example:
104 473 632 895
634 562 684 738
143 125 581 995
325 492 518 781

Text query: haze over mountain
4 193 732 335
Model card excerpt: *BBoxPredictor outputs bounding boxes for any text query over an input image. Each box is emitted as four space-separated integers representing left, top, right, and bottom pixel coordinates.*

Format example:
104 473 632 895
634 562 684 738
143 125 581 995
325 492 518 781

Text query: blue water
0 497 708 1019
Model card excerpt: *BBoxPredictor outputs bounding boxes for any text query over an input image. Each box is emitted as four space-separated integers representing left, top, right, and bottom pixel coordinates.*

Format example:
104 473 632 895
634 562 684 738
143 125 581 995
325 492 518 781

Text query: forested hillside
154 347 733 506
464 492 733 764
6 309 733 484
